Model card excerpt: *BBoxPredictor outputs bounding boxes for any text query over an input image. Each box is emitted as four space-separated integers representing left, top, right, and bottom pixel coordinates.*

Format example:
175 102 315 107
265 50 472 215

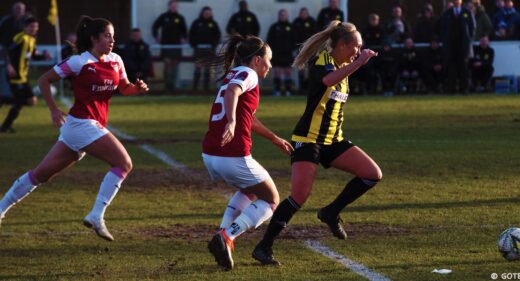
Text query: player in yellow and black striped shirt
1 17 47 133
253 20 382 266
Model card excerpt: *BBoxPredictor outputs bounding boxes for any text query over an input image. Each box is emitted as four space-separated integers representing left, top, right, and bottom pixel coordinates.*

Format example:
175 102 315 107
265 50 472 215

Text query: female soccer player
0 16 149 241
252 20 381 265
201 34 293 270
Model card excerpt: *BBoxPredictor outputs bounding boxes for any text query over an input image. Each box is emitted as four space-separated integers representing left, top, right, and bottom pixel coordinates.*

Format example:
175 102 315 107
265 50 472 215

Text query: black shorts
9 83 34 101
290 140 355 169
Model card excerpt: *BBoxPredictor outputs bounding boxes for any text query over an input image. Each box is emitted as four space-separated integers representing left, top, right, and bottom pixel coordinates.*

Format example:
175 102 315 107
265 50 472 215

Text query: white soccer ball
498 227 520 261
32 84 57 97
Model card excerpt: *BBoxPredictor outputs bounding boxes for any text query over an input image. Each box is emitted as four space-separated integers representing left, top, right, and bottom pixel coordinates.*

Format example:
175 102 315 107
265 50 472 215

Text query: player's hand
221 121 236 147
135 79 149 94
7 64 16 78
272 136 294 156
357 49 378 65
50 108 66 128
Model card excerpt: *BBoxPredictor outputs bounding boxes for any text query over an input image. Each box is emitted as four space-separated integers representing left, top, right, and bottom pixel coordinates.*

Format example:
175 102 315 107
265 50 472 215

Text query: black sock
284 79 293 93
321 177 378 218
259 196 300 248
273 78 281 92
1 105 21 131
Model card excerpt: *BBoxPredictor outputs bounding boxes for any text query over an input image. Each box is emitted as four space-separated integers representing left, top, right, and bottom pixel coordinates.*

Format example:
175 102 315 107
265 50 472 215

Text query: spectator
362 13 384 48
505 0 520 38
494 21 509 39
398 37 421 93
492 0 509 35
421 38 445 94
122 28 151 83
440 0 475 94
152 0 187 91
0 2 28 49
359 13 384 94
377 42 398 96
316 0 344 30
189 7 221 91
267 9 295 96
292 7 316 94
226 0 260 37
470 36 494 92
1 18 50 133
385 5 411 44
61 32 77 59
467 0 493 39
413 4 439 43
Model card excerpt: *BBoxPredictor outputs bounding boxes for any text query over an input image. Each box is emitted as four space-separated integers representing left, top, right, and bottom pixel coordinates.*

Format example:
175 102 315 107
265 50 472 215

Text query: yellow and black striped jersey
8 32 36 84
292 50 349 145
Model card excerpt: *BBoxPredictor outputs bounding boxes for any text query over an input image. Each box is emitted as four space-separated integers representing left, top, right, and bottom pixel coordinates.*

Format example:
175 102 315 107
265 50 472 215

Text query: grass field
0 94 519 280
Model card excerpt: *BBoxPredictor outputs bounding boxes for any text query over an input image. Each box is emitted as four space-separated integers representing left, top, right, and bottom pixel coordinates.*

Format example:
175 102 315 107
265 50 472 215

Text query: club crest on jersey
328 90 348 103
325 63 335 72
226 72 235 80
236 71 249 81
110 62 119 72
87 67 96 73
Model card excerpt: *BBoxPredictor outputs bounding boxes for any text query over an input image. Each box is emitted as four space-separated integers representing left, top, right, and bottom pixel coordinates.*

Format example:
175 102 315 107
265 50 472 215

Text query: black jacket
152 11 187 44
317 7 344 30
292 16 316 47
226 11 260 36
189 18 221 48
440 7 476 58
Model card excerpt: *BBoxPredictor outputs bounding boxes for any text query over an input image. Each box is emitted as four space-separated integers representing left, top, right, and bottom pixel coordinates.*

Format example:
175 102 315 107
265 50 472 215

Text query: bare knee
357 164 383 182
290 191 310 207
120 157 133 174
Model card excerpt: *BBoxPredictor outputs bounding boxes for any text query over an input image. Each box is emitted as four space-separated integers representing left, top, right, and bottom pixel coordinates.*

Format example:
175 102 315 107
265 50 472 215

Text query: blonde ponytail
292 20 358 70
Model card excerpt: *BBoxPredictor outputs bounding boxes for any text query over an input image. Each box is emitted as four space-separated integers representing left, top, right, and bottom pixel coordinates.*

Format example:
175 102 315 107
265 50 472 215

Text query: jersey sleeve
53 55 82 78
229 69 258 92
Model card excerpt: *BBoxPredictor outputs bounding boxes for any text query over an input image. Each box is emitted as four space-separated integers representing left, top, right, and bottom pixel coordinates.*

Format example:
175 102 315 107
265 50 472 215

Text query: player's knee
122 159 133 174
290 192 309 207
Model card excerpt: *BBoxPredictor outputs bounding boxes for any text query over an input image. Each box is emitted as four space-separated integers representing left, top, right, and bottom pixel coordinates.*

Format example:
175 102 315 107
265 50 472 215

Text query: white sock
0 171 39 216
224 200 274 240
219 192 253 229
89 168 124 219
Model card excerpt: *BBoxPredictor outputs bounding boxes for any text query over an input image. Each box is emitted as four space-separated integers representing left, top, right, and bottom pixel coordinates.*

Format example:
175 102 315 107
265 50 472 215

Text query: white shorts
202 153 271 189
58 115 109 152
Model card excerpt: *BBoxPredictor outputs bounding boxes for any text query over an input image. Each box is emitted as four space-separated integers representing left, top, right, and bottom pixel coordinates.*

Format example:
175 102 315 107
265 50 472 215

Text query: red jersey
202 66 259 157
53 51 127 127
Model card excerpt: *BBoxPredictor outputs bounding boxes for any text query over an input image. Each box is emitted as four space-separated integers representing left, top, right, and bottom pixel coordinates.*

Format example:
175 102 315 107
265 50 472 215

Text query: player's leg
219 191 256 229
0 141 80 225
318 143 382 239
283 67 293 96
273 67 282 96
253 161 317 265
81 132 132 241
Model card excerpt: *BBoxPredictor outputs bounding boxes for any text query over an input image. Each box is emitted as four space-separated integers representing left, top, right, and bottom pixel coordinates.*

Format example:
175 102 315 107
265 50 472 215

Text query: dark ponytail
75 15 112 53
198 34 268 81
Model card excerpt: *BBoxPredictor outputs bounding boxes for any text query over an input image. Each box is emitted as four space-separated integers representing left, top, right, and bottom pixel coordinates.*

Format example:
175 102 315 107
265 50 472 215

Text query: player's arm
322 49 378 87
37 69 66 128
119 77 149 96
252 116 293 156
220 83 243 146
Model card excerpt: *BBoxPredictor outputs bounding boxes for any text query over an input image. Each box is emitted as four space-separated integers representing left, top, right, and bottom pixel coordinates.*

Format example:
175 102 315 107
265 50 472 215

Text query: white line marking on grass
305 240 391 281
60 97 187 171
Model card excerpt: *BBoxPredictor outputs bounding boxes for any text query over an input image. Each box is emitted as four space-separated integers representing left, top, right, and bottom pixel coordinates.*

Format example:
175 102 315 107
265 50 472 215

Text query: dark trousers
445 54 469 93
471 66 494 89
1 83 33 131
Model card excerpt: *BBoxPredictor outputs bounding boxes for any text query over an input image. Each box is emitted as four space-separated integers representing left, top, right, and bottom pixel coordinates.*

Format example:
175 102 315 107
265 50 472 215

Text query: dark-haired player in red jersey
0 16 148 242
201 34 293 270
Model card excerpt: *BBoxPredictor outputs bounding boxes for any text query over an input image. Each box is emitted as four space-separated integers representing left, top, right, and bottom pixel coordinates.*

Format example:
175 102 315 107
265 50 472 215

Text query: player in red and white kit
0 16 149 241
202 35 293 270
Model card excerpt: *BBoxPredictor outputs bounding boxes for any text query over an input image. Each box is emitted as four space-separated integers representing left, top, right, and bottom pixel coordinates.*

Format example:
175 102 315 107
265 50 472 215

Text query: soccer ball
498 227 520 261
32 84 57 97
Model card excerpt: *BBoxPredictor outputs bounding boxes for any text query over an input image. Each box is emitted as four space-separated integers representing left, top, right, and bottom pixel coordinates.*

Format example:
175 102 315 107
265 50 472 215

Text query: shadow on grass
302 197 520 213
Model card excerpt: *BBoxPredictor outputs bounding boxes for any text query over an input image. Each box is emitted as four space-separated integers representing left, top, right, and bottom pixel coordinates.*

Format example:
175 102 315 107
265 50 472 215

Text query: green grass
0 94 519 280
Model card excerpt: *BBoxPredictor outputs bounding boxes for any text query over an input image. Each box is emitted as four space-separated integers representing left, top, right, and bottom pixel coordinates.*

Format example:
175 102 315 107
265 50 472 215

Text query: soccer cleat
208 231 234 270
317 209 347 240
252 244 281 266
83 213 114 241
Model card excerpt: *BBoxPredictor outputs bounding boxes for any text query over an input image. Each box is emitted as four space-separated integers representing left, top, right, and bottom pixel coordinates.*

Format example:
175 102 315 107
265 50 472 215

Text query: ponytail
75 15 112 53
292 20 358 69
198 34 268 81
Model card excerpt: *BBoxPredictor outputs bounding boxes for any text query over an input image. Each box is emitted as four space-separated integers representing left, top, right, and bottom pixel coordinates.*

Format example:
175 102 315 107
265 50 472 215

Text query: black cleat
317 209 347 240
252 244 281 266
208 232 234 270
0 127 15 133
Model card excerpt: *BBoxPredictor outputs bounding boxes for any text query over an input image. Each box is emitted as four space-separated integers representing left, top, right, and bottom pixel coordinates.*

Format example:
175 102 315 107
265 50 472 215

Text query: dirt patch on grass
138 222 417 241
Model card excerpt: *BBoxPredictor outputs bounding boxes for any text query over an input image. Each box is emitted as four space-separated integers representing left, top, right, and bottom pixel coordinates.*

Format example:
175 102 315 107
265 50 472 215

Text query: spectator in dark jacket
421 38 445 93
471 36 494 92
317 0 344 30
467 0 493 39
362 13 384 48
267 9 295 96
122 28 151 83
413 4 439 43
226 0 260 37
189 6 221 91
292 7 316 94
377 42 398 96
360 13 384 94
440 0 475 94
398 37 421 93
61 32 77 60
152 0 187 91
385 5 411 44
